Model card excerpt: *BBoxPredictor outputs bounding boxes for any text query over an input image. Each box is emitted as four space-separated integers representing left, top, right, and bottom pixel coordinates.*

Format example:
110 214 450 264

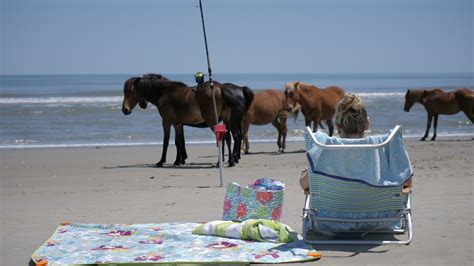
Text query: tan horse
285 81 345 134
404 88 474 141
241 89 290 154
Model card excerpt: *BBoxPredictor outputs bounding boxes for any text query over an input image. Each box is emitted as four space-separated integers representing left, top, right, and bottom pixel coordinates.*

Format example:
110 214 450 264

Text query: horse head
122 77 141 115
284 81 301 112
404 89 427 112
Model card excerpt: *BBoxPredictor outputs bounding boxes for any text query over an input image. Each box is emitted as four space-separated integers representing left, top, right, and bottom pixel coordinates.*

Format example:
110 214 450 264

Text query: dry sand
1 138 473 265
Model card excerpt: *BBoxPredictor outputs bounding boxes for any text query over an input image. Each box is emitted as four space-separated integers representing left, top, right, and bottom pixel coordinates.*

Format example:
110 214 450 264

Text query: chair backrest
307 171 404 213
305 126 412 213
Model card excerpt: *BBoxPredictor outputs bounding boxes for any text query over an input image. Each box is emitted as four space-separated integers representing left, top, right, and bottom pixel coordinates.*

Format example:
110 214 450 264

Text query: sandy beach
1 138 473 265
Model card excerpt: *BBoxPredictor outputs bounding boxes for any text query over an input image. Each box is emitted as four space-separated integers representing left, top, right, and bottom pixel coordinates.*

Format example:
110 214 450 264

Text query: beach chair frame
302 125 413 245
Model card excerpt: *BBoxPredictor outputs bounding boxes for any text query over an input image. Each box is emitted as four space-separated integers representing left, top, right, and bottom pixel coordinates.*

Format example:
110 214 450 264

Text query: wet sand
1 138 473 265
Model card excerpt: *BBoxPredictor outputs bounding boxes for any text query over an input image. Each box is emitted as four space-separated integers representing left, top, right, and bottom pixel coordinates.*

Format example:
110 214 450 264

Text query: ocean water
0 73 473 149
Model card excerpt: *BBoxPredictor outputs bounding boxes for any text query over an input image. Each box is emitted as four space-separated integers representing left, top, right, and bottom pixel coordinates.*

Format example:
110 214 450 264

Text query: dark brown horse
122 74 207 166
404 88 474 141
241 89 291 154
284 81 345 134
122 74 253 167
195 81 254 163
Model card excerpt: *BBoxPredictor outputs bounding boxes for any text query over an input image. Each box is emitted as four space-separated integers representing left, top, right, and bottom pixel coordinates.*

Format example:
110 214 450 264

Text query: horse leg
465 110 474 122
172 124 184 166
230 125 242 164
224 131 235 167
312 119 319 133
241 120 250 154
157 121 171 167
230 112 244 163
305 118 314 133
280 116 288 153
179 125 187 164
431 114 439 141
326 119 335 136
461 106 474 122
271 118 282 152
467 111 474 123
421 113 433 141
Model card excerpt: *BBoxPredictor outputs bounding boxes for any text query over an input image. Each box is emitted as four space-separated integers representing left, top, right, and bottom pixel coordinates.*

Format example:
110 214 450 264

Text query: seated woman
300 93 411 194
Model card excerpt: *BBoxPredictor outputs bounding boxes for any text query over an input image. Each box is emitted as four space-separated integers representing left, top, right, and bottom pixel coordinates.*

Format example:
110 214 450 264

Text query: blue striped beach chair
302 125 413 245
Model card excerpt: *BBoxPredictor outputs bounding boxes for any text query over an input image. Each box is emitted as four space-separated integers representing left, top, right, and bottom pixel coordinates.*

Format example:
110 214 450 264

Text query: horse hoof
420 138 426 141
228 161 236 167
244 151 249 155
156 162 164 167
431 138 436 141
180 160 186 165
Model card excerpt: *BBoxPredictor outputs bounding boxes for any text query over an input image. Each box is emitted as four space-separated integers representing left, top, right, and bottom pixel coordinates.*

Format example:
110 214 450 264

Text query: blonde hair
335 94 369 137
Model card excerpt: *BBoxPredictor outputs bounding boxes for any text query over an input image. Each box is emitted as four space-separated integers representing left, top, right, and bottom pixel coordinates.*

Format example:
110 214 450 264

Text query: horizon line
1 72 473 76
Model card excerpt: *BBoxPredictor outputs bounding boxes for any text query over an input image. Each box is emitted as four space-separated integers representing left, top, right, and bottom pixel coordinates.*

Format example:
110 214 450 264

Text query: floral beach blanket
32 223 320 265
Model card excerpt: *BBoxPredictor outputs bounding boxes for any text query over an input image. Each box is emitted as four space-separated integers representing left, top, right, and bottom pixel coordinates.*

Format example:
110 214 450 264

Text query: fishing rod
198 0 218 125
197 0 225 187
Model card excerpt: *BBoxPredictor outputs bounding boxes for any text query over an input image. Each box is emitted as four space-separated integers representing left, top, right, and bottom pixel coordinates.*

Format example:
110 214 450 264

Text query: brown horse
122 74 253 167
122 74 208 167
284 81 345 134
241 89 290 154
195 81 254 163
404 88 474 141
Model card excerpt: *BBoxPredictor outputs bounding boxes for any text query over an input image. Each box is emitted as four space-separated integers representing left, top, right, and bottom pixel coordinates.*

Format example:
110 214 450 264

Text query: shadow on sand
103 162 218 170
197 149 306 159
243 149 305 156
311 244 389 258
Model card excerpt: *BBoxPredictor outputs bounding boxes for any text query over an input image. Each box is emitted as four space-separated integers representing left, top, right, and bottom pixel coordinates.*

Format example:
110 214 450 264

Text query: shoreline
1 139 473 265
1 133 473 150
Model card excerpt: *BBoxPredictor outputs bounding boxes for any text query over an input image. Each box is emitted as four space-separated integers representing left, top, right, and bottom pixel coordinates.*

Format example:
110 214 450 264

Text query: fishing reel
194 72 205 85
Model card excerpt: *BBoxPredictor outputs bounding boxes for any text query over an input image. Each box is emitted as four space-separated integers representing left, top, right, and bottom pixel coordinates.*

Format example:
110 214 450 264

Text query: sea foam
0 96 122 104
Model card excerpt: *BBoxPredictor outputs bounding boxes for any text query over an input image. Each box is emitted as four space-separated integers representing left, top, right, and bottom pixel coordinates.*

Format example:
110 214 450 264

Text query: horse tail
242 86 254 111
455 88 474 122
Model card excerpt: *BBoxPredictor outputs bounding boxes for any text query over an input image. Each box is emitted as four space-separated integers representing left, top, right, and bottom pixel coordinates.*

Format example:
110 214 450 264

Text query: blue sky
1 0 472 75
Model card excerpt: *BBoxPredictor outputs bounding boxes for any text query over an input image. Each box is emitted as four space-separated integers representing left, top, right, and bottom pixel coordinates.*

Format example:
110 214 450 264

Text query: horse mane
296 82 314 89
407 89 430 102
139 74 189 93
124 77 140 91
142 73 166 80
285 81 317 91
285 81 298 91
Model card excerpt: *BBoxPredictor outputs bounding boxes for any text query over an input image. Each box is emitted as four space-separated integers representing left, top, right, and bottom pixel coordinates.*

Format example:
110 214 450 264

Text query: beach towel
306 130 413 186
192 219 294 243
32 222 320 265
